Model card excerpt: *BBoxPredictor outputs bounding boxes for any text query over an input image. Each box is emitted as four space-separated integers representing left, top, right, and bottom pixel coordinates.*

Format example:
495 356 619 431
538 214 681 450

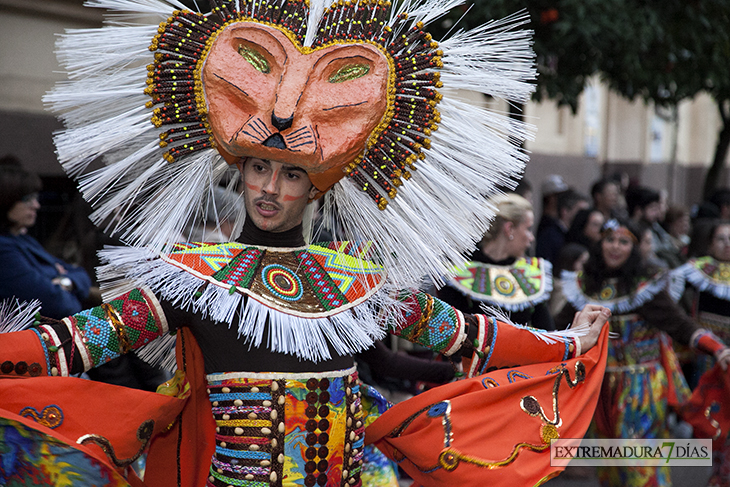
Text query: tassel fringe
0 299 42 333
97 246 403 362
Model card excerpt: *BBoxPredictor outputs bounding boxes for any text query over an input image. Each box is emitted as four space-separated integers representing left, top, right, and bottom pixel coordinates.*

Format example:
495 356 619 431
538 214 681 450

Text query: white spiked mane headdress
45 0 535 289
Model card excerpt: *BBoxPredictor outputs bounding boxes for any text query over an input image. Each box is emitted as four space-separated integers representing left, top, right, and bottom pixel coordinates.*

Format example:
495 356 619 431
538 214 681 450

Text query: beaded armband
387 291 467 356
36 325 68 376
55 287 167 372
691 329 726 357
461 315 496 378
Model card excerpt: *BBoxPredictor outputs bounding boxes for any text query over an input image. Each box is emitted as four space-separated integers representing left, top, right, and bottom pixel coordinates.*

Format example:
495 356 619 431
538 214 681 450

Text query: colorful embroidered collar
448 257 552 311
160 241 386 318
100 241 391 361
561 269 668 314
670 257 730 301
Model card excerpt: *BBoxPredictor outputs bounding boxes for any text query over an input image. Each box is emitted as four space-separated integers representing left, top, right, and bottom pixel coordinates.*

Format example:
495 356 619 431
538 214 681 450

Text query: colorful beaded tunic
448 257 552 312
560 268 691 487
670 256 730 376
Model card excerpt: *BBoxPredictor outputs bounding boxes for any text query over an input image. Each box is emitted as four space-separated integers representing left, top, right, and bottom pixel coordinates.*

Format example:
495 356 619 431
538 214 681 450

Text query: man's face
641 201 662 224
561 199 589 227
596 183 619 211
239 158 318 233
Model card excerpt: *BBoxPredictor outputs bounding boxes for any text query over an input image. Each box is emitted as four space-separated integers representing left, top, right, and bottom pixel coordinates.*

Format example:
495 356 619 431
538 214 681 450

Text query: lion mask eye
328 63 370 83
238 45 270 74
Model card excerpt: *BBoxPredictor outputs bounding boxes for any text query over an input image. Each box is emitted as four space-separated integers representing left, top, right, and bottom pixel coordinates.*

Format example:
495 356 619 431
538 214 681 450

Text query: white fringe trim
0 299 42 333
480 304 588 345
672 260 730 302
560 270 668 314
97 246 405 362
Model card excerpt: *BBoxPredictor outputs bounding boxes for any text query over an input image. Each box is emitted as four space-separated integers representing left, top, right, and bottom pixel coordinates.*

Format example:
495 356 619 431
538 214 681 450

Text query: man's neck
237 216 306 248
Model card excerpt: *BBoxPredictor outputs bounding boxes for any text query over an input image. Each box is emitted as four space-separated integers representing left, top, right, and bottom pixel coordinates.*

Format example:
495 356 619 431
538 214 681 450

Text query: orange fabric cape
0 328 214 487
365 326 609 487
1 327 608 487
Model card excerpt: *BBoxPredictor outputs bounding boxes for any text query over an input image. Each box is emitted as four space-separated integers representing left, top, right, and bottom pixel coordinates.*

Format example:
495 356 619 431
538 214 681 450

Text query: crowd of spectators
3 151 730 486
532 173 713 274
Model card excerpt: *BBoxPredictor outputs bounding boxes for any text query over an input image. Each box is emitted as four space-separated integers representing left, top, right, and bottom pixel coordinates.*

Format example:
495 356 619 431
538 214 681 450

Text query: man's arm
384 290 609 378
0 287 168 377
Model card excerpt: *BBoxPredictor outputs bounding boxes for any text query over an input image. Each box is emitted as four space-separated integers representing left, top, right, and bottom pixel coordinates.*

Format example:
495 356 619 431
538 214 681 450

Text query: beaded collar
448 257 552 312
560 269 668 314
160 241 385 317
670 257 730 301
99 242 392 362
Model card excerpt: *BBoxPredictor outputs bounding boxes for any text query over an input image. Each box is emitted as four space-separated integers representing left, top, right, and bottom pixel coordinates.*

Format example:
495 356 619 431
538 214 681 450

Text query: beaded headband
45 0 536 288
601 219 638 244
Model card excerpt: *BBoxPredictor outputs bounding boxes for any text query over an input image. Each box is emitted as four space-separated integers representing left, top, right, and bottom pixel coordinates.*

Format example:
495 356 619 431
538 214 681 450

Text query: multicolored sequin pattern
387 291 466 356
161 242 385 317
0 417 130 487
606 314 663 369
449 257 551 311
62 288 167 370
206 369 364 487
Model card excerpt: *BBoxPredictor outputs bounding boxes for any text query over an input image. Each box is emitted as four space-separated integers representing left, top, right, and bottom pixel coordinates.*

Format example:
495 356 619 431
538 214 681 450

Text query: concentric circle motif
494 276 515 296
599 284 616 301
438 450 459 471
262 264 304 301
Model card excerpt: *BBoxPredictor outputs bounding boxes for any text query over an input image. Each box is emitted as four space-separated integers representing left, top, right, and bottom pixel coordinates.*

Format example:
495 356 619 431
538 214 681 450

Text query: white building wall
0 3 101 113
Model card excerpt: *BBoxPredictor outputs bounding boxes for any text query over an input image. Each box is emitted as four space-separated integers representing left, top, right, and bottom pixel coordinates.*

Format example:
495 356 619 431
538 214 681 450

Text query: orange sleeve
462 315 578 378
385 291 579 379
0 328 52 377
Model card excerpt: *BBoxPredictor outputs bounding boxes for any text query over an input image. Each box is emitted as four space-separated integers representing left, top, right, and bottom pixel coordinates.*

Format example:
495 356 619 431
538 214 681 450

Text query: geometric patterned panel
160 241 386 317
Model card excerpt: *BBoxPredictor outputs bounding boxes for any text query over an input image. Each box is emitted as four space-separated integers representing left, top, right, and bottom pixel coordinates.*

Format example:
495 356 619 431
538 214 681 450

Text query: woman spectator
672 219 730 487
0 160 91 318
0 159 170 391
565 208 605 251
438 193 554 330
557 217 730 487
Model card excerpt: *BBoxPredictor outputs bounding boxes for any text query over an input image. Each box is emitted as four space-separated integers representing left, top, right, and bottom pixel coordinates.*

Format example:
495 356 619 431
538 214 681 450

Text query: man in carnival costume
0 0 614 486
